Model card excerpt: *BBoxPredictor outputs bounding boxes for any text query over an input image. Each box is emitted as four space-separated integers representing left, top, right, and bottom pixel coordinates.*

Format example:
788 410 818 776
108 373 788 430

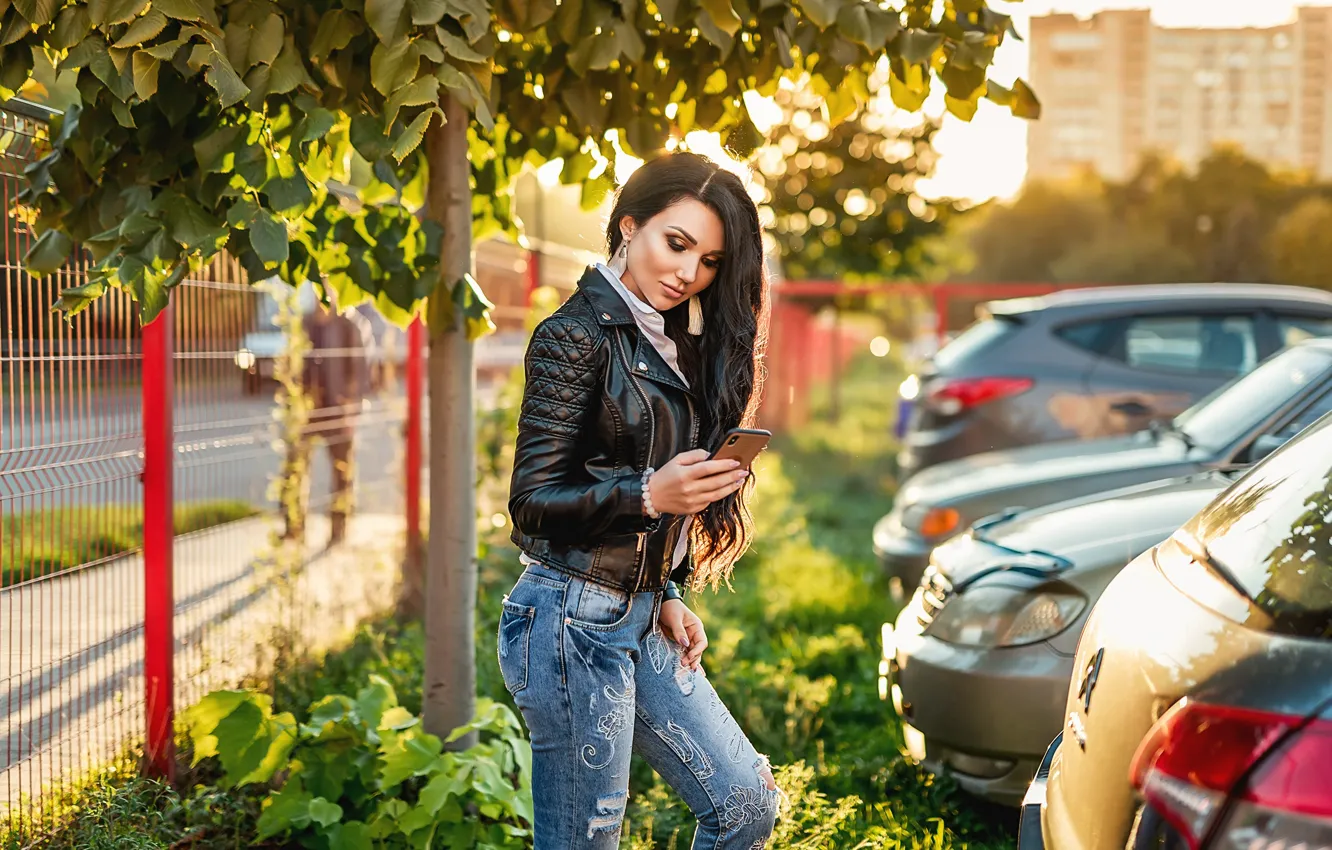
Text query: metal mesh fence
0 102 409 841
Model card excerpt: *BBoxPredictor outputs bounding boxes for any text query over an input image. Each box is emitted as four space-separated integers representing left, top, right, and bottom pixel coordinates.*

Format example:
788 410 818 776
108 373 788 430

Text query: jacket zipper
615 331 654 586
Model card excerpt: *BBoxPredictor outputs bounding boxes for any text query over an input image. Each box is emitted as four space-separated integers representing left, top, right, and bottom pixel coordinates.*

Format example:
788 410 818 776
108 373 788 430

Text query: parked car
897 284 1332 478
1021 411 1332 850
887 472 1231 806
875 339 1332 595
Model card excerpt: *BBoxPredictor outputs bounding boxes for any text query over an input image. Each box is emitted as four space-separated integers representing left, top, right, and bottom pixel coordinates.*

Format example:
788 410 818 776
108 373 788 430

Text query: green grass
2 500 260 586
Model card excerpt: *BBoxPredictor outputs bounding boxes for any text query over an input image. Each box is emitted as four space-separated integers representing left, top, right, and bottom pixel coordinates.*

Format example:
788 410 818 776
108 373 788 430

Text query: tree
1267 196 1332 292
2 0 1034 748
754 73 957 282
965 179 1108 281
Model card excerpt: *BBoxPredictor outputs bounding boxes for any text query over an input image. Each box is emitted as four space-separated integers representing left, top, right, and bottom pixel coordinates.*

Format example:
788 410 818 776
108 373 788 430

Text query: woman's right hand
647 449 749 516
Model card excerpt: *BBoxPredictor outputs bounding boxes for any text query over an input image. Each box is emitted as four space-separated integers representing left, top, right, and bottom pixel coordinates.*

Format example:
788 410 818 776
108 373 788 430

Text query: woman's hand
658 599 708 670
648 449 748 516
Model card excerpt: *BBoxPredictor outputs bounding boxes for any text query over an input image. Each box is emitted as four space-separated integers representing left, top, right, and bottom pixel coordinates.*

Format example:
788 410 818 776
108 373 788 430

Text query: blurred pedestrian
499 152 781 849
283 296 372 547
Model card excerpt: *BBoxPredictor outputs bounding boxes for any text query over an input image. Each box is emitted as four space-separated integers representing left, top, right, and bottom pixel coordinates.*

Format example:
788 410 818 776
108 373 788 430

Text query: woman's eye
703 258 720 270
668 240 686 252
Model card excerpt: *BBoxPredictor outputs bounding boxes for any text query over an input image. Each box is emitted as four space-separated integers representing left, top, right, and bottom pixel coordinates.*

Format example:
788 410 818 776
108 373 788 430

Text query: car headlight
925 585 1086 647
234 348 256 370
902 504 961 540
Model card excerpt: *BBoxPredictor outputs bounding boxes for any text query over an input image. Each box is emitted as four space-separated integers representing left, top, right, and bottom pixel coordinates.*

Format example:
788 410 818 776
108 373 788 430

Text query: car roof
986 283 1332 318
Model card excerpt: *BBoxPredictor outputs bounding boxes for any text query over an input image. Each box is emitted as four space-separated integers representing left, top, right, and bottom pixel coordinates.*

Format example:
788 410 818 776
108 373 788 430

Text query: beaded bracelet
642 467 661 519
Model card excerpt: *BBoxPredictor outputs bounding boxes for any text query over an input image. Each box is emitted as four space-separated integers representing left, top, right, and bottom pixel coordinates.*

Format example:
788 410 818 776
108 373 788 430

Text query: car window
1121 315 1257 376
1174 344 1332 451
1054 319 1118 355
1186 415 1332 638
1265 386 1332 442
1276 314 1332 346
933 317 1020 371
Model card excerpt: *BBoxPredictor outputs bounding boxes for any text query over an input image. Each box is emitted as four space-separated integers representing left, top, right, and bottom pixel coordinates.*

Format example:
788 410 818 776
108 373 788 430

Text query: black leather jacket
508 267 698 593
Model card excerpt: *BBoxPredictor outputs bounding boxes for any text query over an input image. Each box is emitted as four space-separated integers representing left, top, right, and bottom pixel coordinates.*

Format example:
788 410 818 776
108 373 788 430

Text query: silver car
877 339 1332 595
887 472 1229 805
1023 411 1332 850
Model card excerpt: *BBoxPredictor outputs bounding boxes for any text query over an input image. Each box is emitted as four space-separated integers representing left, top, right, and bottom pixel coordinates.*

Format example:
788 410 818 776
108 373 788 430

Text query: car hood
898 432 1194 509
972 473 1230 570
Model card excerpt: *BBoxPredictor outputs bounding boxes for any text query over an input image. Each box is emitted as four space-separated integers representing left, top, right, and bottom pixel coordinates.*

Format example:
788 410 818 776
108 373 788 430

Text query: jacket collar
576 265 694 396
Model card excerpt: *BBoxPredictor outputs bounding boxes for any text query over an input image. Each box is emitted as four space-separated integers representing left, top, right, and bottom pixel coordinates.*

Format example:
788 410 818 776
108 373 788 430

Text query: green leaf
370 39 421 95
410 0 448 25
152 0 211 22
835 2 871 47
392 107 441 163
131 51 159 99
308 798 344 827
100 0 150 26
301 108 338 143
700 0 742 36
944 93 977 121
161 192 229 252
308 695 353 730
250 14 284 67
256 781 313 840
24 229 73 276
353 675 399 731
0 44 33 98
311 10 362 58
434 27 488 63
13 0 60 26
52 281 108 317
800 0 840 29
453 273 495 341
267 37 311 94
895 28 944 66
1011 77 1041 119
327 821 374 850
365 0 411 44
378 729 443 787
984 79 1015 108
227 197 260 228
113 8 166 47
50 6 92 50
189 43 250 108
888 62 928 111
249 210 289 265
194 123 246 173
350 112 393 162
385 75 439 128
139 37 187 60
265 174 314 213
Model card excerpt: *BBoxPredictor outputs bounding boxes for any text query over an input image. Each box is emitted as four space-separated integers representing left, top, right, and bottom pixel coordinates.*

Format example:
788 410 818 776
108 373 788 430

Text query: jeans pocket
566 580 634 631
497 599 535 695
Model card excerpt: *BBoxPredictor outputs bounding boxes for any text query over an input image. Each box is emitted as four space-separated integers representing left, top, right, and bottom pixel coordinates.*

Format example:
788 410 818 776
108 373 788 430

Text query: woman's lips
661 282 685 300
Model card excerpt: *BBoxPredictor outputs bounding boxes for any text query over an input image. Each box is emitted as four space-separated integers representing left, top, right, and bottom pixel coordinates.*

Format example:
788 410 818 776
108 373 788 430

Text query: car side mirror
1248 433 1286 464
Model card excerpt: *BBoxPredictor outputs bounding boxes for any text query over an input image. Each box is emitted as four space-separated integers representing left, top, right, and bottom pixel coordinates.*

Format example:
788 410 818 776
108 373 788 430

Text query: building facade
1027 7 1332 181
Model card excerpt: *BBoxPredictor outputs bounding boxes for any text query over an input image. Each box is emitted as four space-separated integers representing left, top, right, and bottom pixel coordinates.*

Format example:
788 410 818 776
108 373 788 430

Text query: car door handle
1111 400 1152 416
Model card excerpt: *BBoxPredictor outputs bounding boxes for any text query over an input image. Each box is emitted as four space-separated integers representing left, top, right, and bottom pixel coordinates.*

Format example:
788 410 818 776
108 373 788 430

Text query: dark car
876 339 1332 595
897 284 1332 478
1023 411 1332 850
886 472 1231 806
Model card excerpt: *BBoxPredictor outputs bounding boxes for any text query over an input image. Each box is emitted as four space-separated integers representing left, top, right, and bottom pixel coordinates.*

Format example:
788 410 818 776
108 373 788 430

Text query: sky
916 0 1332 203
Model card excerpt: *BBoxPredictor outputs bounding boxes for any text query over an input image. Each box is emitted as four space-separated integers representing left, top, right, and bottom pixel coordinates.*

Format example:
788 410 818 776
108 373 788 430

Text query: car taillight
1130 699 1332 850
925 377 1033 416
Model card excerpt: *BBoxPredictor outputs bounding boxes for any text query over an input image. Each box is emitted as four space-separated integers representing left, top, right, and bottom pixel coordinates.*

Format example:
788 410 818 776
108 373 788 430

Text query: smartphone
709 428 772 469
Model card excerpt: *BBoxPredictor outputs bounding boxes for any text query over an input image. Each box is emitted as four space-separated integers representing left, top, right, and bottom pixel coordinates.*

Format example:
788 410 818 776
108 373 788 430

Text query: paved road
0 512 404 813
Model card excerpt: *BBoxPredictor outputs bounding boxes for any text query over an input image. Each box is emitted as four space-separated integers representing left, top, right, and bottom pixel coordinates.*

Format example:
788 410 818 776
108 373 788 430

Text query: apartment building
1027 7 1332 181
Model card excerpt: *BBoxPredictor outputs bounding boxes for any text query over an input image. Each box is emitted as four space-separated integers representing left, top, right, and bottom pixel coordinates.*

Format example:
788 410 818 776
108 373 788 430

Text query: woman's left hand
659 599 708 671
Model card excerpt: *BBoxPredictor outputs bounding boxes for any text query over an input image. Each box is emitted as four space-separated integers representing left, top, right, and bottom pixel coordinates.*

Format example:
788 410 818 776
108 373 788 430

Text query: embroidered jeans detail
503 561 775 849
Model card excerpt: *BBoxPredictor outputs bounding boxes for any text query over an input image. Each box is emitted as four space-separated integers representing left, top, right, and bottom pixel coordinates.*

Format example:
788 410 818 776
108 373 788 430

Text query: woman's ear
618 216 637 242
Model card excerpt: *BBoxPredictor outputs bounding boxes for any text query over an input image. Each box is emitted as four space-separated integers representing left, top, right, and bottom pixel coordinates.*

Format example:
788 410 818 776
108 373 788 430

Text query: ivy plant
182 675 533 849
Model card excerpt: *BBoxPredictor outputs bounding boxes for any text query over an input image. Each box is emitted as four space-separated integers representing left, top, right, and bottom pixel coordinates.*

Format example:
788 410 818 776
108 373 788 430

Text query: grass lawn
1 500 260 586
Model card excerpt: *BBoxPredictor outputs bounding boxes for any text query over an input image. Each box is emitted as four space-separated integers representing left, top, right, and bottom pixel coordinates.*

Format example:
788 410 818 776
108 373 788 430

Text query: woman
499 151 779 849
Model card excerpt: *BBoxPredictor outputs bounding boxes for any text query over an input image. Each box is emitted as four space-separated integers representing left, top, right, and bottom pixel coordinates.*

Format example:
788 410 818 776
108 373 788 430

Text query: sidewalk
0 511 404 813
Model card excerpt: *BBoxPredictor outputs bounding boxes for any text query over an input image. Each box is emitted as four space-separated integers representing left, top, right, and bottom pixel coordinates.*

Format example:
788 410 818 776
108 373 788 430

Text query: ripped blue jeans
497 561 780 849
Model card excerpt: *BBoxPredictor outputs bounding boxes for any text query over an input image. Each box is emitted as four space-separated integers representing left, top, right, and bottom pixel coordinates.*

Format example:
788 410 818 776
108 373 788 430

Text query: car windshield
1172 345 1332 451
1184 413 1332 638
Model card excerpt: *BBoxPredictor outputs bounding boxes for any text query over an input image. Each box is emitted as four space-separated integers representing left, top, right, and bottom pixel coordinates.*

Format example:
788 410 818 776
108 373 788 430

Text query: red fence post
405 317 424 572
142 305 175 781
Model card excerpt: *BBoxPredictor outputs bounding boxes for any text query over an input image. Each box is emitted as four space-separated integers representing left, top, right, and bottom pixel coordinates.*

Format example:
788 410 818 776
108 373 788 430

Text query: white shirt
594 264 693 574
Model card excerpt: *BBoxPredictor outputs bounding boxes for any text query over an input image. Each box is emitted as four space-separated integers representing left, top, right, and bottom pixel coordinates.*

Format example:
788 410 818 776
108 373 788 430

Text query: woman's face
619 198 725 312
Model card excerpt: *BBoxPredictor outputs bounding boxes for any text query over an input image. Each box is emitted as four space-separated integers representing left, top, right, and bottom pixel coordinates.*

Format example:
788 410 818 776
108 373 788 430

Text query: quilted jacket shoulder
518 295 607 440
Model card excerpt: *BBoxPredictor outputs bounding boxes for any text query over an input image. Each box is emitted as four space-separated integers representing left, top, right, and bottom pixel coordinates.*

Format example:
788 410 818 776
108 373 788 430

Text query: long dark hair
607 151 770 588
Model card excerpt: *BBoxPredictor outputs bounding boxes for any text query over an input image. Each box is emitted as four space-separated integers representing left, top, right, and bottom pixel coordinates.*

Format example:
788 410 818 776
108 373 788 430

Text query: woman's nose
677 260 698 284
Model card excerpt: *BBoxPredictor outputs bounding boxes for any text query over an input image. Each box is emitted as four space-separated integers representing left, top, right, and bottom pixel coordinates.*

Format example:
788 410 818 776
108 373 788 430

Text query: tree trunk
422 93 478 750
